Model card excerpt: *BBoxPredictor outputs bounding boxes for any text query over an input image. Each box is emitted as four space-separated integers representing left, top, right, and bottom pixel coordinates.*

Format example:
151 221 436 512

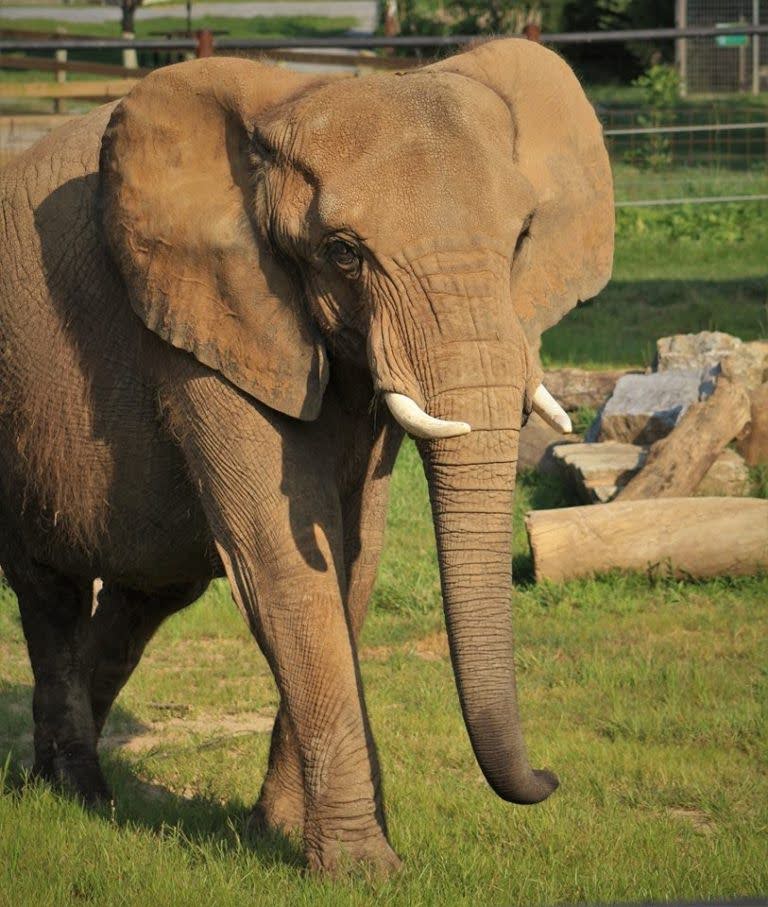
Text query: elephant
0 38 613 874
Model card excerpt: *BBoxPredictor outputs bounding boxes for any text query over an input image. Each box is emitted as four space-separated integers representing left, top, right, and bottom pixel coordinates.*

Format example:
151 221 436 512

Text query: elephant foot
247 788 305 838
33 746 112 807
305 831 402 878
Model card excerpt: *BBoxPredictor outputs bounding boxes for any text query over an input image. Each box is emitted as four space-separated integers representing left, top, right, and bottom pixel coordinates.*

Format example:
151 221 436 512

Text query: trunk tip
494 768 559 805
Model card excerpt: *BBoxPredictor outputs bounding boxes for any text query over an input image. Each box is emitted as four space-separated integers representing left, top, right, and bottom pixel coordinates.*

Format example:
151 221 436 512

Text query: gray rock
542 367 635 412
656 331 742 373
551 441 750 503
593 370 703 444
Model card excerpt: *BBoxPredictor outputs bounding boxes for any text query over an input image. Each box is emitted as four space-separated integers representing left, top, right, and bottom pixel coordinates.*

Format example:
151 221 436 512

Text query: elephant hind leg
3 556 109 805
248 707 305 838
86 580 205 737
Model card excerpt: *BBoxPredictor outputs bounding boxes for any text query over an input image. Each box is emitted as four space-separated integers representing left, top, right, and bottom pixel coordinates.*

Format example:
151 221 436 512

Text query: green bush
623 63 680 170
616 202 768 243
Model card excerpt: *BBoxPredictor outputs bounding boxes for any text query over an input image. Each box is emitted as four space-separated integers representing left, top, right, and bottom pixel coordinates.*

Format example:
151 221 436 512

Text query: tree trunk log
616 380 751 501
526 498 768 583
736 382 768 466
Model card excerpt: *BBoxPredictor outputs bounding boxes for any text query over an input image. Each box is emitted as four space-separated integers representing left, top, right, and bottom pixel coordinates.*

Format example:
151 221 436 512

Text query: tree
121 0 143 36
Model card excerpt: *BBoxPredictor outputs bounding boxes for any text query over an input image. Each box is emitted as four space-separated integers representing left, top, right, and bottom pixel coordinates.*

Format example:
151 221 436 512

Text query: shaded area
542 276 768 367
0 679 300 870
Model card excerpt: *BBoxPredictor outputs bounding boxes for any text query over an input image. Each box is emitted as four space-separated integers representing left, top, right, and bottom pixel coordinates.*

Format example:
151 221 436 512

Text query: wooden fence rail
0 54 153 79
0 80 140 100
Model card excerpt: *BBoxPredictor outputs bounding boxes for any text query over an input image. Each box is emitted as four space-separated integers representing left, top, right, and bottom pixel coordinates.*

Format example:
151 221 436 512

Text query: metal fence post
676 0 688 97
753 0 761 95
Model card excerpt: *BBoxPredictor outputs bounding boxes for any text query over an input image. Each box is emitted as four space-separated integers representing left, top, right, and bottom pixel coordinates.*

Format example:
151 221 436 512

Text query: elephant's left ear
100 58 329 420
427 39 614 342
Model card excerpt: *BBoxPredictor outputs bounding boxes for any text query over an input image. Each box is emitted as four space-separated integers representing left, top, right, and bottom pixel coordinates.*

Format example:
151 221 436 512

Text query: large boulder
656 331 768 394
695 448 751 497
591 370 704 444
720 342 768 391
655 331 742 372
542 367 633 412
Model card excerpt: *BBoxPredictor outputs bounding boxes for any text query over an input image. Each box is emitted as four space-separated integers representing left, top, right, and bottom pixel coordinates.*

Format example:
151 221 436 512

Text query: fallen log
616 380 751 501
736 382 768 466
525 498 768 583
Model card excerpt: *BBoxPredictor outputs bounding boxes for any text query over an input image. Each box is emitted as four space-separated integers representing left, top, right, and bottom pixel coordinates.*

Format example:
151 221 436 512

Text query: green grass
1 442 766 905
542 202 768 368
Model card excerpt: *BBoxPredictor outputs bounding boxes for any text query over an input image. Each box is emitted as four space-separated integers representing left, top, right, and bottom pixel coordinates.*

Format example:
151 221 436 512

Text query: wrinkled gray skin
0 41 613 875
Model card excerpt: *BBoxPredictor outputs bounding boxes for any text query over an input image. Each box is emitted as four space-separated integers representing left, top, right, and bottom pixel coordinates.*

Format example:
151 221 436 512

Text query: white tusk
383 392 471 440
532 384 572 434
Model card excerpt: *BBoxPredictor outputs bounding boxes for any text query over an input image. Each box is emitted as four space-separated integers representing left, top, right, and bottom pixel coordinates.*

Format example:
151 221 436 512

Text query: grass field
1 442 766 905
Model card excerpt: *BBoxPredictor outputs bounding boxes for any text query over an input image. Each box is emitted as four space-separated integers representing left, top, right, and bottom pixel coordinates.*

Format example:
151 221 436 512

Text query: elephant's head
100 40 613 805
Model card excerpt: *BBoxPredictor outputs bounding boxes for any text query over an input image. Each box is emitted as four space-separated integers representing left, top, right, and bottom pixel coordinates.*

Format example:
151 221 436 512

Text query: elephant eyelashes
326 239 362 278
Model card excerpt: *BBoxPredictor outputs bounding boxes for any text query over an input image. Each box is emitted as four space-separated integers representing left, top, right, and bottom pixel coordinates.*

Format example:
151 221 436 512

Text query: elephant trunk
369 251 558 803
418 411 558 804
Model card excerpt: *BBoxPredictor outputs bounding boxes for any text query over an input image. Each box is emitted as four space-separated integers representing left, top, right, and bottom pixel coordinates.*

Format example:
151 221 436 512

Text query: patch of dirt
360 630 450 663
102 709 275 753
359 644 395 662
410 631 449 661
667 807 716 833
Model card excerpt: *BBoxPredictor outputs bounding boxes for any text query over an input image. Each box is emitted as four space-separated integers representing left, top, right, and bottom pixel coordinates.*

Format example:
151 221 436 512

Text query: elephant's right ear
100 59 329 420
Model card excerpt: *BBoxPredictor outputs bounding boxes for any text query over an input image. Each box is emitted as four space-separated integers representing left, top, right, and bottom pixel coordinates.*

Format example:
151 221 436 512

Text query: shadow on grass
513 469 582 587
541 276 768 367
0 681 303 872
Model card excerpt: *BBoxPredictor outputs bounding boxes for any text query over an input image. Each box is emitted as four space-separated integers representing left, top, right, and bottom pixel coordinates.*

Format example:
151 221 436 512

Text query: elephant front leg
166 371 400 875
250 415 403 841
219 538 400 875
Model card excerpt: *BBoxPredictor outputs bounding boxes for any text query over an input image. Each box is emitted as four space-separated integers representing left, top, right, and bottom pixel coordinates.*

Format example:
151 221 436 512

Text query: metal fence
1 26 767 207
677 0 767 95
600 105 768 206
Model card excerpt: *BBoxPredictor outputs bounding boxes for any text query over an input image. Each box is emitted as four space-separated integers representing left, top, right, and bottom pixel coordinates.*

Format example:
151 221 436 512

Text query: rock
593 370 703 444
551 441 749 503
550 442 648 503
720 342 768 391
695 448 751 497
655 331 742 372
518 412 579 473
542 367 634 412
736 381 768 466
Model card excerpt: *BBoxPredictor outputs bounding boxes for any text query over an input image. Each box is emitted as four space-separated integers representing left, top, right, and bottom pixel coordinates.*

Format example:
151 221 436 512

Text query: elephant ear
100 58 329 420
427 39 614 343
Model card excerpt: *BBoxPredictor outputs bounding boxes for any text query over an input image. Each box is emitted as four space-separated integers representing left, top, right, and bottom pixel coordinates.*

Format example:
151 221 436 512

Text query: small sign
715 24 748 47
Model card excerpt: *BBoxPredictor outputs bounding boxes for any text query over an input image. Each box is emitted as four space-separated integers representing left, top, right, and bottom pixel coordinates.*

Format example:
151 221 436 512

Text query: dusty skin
0 40 613 875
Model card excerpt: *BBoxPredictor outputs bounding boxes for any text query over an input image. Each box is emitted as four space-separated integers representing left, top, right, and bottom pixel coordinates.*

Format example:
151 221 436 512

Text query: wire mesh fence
599 103 768 204
681 0 767 94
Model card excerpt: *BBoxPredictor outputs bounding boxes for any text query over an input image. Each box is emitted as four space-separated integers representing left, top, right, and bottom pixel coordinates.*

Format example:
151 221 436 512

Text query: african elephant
0 38 613 873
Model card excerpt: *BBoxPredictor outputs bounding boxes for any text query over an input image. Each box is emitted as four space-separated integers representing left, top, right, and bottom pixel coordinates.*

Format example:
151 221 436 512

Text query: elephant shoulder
2 103 117 209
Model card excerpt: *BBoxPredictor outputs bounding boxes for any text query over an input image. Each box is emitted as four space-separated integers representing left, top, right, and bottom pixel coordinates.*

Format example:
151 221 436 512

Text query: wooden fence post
196 29 214 58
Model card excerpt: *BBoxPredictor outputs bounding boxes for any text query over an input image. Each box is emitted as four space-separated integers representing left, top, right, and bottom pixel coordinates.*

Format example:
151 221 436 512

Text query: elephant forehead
265 72 513 186
266 74 524 247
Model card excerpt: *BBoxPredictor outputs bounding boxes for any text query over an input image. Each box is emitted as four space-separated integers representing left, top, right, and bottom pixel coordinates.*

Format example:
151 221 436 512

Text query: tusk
383 392 471 439
532 384 572 434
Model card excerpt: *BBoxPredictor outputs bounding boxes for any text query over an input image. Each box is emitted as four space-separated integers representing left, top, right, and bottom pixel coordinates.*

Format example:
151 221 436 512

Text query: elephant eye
326 239 362 277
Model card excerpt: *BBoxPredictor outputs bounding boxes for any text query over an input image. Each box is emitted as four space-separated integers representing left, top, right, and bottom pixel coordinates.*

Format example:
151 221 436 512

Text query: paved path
0 1 377 31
